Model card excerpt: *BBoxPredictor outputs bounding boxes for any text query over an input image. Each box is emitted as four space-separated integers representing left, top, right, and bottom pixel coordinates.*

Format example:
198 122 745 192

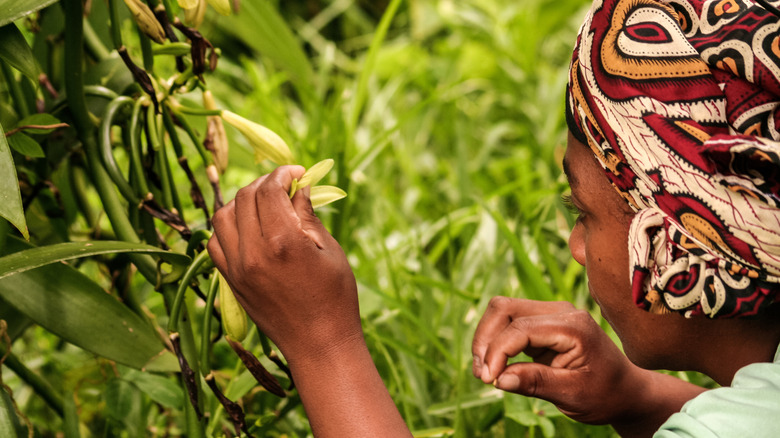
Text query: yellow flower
206 0 232 15
289 159 347 208
183 0 207 28
221 110 294 165
177 0 199 8
309 185 347 209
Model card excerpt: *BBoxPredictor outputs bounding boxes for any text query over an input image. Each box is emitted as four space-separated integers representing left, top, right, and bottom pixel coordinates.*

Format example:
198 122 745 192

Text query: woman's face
564 132 687 369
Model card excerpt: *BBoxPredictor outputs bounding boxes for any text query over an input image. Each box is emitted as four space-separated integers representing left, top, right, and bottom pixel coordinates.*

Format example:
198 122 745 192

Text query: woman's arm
208 166 411 437
472 297 706 437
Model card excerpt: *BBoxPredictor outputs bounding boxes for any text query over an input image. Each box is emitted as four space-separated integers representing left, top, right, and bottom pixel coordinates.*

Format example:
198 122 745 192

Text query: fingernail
472 354 482 376
496 374 520 390
480 364 492 383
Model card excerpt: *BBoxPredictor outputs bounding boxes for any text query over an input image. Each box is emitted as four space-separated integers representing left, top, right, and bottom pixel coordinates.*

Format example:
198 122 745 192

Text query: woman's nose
568 222 586 266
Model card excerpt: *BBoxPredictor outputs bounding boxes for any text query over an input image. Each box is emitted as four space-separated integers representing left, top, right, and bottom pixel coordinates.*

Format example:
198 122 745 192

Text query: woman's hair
566 0 780 318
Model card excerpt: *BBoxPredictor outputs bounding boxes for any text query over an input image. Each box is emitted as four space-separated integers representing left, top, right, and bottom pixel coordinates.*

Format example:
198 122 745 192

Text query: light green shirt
655 344 780 437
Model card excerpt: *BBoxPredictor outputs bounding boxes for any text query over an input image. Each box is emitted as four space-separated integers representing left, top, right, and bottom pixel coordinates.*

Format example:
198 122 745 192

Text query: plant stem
0 348 64 417
199 273 219 376
83 17 111 61
168 249 212 333
1 62 29 119
107 0 124 50
100 96 139 204
129 99 152 196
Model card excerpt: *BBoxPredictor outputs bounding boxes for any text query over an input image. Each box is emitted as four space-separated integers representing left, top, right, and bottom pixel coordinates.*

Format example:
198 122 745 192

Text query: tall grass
209 0 619 436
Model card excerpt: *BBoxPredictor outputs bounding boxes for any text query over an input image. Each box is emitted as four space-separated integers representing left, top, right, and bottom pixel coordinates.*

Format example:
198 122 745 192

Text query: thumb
291 185 330 248
494 361 576 400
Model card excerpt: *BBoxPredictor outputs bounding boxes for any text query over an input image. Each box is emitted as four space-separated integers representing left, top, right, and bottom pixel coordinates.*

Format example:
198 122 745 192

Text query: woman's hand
208 165 361 363
472 297 704 433
207 166 411 437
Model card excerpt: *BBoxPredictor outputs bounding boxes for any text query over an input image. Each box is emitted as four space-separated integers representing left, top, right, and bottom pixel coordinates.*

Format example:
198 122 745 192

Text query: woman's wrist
610 367 705 437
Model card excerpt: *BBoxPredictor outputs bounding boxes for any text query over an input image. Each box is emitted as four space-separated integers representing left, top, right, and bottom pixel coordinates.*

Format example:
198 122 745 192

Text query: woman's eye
561 194 582 217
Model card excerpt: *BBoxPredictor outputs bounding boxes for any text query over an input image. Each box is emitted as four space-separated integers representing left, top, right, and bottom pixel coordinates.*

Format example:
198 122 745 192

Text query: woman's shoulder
654 354 780 438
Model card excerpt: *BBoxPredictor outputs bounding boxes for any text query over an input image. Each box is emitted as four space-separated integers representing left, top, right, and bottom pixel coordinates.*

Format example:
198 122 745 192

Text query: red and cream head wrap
566 0 780 318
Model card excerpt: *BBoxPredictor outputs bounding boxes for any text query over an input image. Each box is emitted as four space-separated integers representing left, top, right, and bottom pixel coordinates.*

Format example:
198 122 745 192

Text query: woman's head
565 0 780 319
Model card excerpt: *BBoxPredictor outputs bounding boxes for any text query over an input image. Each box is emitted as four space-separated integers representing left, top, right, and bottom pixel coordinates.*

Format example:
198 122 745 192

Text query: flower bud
221 110 294 165
123 0 166 44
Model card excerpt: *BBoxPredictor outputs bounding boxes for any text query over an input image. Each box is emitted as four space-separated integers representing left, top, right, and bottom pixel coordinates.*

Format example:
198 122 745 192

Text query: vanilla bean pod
117 46 159 112
226 337 286 398
141 198 192 239
205 373 252 437
170 332 202 419
172 20 215 79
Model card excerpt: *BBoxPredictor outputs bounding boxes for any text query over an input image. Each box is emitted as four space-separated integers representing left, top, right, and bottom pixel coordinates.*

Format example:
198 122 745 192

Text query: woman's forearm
611 369 706 437
286 332 412 437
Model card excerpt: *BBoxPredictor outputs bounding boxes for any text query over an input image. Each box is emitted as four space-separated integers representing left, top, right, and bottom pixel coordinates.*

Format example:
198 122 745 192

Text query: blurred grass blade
220 1 314 96
483 205 555 301
0 23 39 81
0 238 178 371
0 0 58 28
0 121 27 240
0 240 191 281
348 0 403 134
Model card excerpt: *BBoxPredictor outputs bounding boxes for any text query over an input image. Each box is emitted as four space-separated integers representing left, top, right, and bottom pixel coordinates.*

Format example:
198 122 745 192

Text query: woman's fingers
494 361 575 399
290 185 330 250
472 297 575 378
255 165 305 238
211 199 239 267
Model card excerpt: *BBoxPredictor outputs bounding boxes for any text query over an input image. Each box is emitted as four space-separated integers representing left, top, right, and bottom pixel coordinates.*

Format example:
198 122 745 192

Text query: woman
208 0 780 435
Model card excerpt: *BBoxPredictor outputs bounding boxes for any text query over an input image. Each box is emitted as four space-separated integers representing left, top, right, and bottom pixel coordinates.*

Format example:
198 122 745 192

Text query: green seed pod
218 272 247 342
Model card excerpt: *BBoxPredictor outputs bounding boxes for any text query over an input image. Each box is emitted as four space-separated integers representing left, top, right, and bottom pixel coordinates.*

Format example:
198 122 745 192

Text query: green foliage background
0 0 691 436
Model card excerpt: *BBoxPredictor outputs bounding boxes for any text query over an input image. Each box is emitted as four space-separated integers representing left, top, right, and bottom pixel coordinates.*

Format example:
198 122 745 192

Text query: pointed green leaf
0 238 178 371
0 0 58 28
0 121 27 239
7 132 43 158
0 23 39 81
309 185 347 209
0 240 191 280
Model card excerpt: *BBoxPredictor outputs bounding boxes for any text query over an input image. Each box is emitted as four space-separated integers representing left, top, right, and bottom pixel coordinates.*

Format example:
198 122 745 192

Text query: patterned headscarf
566 0 780 318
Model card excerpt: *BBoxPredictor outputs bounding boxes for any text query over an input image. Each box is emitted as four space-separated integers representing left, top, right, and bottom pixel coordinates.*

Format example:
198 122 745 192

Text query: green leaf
16 113 61 134
0 23 39 81
0 238 178 371
121 369 184 408
0 121 27 239
7 132 43 158
0 385 24 438
0 0 59 28
0 240 191 281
